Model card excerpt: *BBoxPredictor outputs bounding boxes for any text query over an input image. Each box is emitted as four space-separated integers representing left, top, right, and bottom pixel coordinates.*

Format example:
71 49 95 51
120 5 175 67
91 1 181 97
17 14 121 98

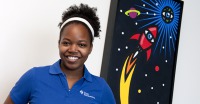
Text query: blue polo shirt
10 60 116 104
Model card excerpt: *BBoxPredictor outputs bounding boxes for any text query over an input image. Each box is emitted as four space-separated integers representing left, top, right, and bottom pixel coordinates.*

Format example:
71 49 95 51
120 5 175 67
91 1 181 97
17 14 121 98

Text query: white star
135 22 138 25
146 12 149 14
122 32 124 35
165 60 168 63
125 46 128 49
162 46 165 49
118 48 121 51
154 13 156 16
120 9 123 12
156 3 159 6
151 87 154 90
145 74 148 77
116 68 118 71
143 4 145 7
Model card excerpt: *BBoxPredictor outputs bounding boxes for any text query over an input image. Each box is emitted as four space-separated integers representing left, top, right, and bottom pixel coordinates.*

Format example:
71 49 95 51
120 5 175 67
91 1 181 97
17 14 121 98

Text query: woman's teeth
68 56 78 60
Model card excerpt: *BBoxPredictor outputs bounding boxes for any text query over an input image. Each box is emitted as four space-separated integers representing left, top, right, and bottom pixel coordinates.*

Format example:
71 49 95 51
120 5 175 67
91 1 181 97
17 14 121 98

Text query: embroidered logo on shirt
80 90 95 99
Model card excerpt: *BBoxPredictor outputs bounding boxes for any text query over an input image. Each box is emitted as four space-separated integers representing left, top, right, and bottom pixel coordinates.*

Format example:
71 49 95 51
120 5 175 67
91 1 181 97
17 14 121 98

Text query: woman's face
59 23 93 71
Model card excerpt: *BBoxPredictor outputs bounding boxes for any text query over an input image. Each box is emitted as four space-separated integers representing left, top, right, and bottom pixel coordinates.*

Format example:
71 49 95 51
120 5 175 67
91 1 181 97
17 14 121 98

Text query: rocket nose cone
148 27 157 38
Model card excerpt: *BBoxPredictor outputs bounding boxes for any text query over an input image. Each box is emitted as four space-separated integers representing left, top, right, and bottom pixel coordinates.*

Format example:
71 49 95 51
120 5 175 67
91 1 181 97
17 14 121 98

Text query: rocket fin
146 49 151 61
130 33 140 40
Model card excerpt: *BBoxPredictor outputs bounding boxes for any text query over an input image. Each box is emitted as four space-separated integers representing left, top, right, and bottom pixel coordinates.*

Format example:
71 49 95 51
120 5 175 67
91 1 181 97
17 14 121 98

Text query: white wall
172 0 200 104
0 0 110 103
1 0 200 104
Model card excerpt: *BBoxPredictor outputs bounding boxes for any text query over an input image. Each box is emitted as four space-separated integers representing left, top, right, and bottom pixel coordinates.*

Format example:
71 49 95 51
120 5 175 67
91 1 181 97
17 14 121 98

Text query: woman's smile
66 56 80 63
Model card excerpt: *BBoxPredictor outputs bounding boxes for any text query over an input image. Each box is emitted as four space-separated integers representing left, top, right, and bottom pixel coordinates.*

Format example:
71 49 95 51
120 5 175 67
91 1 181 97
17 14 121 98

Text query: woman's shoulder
24 65 51 76
32 65 51 71
90 74 108 85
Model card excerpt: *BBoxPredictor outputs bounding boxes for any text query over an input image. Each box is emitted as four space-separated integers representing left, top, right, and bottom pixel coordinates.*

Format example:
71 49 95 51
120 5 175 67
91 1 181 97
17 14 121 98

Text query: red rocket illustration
130 26 157 61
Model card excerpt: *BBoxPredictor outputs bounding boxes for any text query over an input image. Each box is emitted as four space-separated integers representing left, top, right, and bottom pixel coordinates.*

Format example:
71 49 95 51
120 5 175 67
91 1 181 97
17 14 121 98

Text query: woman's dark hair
58 3 101 43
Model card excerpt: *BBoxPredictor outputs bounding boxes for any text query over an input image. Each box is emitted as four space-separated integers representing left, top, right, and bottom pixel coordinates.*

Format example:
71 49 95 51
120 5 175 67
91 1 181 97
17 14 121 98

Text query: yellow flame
120 56 137 104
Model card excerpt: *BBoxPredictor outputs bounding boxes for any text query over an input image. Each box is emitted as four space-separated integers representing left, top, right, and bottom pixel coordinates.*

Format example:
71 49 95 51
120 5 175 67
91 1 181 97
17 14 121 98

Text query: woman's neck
65 69 84 79
60 64 84 90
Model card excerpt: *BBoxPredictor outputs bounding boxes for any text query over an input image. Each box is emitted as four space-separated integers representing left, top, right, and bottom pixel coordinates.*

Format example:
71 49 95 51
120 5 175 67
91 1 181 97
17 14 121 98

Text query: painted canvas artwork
101 0 184 104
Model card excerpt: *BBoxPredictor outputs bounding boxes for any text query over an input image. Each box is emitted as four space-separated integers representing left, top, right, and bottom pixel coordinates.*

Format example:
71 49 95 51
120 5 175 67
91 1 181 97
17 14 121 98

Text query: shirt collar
49 59 93 82
83 65 93 82
49 60 64 75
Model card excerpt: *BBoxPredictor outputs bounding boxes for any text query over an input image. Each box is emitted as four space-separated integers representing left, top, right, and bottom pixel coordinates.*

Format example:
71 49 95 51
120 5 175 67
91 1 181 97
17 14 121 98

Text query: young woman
4 4 116 104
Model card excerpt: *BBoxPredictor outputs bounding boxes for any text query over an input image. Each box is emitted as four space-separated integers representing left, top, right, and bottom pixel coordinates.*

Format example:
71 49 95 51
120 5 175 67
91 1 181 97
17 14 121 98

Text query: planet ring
125 10 141 16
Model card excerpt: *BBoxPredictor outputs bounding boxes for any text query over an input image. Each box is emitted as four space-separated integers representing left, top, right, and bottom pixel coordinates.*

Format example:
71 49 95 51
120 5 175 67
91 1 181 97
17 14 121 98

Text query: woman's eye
62 42 70 46
79 44 86 47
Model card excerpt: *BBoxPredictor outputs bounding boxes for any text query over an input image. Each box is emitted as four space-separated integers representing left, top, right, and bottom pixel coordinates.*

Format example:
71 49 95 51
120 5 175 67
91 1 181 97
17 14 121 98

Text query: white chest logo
80 90 95 99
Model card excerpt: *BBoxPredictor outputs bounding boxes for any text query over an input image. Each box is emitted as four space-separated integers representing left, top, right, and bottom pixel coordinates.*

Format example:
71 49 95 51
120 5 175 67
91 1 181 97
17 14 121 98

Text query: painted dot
162 46 165 49
156 3 159 6
146 12 149 14
151 87 154 90
122 32 124 35
125 46 128 49
165 60 168 63
118 48 121 51
162 84 165 86
138 89 142 93
116 68 118 71
120 9 123 12
135 22 138 25
155 66 159 72
154 13 156 16
143 4 145 7
145 74 148 77
157 102 159 104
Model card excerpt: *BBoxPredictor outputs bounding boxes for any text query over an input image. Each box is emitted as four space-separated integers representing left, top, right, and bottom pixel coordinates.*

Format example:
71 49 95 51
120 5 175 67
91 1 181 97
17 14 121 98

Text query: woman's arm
4 95 14 104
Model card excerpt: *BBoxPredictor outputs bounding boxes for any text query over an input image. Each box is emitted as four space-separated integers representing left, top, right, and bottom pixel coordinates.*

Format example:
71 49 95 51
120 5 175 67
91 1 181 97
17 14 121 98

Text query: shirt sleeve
101 79 116 104
10 68 35 104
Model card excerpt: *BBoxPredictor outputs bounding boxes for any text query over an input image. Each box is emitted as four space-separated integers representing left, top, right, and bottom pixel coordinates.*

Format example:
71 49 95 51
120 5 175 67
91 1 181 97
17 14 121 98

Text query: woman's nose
68 44 78 52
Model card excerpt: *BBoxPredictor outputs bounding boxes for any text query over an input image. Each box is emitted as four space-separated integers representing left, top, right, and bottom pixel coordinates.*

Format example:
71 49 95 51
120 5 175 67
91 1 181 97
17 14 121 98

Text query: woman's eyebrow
61 38 70 41
78 40 88 42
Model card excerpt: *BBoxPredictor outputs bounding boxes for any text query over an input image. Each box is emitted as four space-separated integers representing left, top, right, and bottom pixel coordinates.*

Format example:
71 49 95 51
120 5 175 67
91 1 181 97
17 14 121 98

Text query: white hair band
60 17 94 36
